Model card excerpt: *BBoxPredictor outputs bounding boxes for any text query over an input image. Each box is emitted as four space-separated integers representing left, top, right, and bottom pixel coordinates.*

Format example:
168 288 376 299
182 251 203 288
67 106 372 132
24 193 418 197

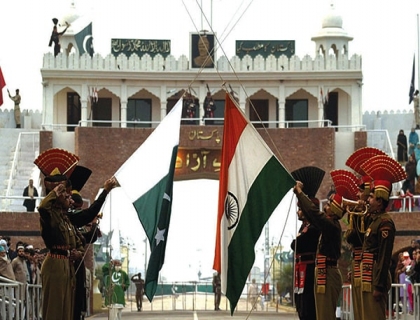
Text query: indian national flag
114 98 182 301
213 93 295 313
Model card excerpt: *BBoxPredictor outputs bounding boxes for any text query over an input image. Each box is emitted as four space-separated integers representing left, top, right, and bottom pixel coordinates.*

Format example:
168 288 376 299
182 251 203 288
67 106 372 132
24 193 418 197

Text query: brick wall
75 126 337 205
1 210 417 259
0 212 43 249
15 125 415 259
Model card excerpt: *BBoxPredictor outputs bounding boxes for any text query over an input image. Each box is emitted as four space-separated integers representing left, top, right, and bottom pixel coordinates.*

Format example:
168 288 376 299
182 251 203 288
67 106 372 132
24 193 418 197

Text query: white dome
59 2 80 26
322 4 343 29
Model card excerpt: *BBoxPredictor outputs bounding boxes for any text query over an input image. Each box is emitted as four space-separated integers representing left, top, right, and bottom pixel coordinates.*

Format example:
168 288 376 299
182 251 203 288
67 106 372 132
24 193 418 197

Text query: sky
0 0 419 113
99 179 298 282
1 0 419 281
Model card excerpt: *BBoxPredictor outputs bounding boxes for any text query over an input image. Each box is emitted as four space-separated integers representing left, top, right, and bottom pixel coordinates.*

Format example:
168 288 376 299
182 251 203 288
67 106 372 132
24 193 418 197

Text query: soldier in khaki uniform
38 181 85 320
34 148 85 320
7 88 21 128
344 147 388 320
358 155 407 320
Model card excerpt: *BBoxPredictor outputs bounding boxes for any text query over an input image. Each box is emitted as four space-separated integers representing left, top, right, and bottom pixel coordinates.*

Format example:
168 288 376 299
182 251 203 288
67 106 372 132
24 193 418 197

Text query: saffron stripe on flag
213 93 295 314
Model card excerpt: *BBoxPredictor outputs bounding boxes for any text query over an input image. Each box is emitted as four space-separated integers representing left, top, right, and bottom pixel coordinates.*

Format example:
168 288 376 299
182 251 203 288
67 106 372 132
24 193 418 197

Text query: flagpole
417 13 419 91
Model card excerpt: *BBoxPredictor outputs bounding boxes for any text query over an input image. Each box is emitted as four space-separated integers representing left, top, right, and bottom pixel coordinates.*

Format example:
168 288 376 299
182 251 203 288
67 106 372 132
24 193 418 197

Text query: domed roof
311 3 353 41
322 4 343 28
59 1 80 27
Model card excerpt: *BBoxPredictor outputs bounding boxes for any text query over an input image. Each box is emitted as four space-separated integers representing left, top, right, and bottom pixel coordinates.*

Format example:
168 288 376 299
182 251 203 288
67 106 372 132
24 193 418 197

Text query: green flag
114 98 182 301
74 23 94 56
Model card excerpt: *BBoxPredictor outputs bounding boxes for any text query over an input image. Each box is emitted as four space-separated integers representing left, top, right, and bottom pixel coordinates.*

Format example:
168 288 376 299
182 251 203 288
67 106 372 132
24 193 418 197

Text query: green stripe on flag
226 156 295 310
134 146 178 301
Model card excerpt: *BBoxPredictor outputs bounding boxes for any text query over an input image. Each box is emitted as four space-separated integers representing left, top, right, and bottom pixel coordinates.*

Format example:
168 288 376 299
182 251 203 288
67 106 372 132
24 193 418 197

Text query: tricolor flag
409 55 415 104
0 67 5 107
114 98 182 301
75 23 94 56
213 93 295 313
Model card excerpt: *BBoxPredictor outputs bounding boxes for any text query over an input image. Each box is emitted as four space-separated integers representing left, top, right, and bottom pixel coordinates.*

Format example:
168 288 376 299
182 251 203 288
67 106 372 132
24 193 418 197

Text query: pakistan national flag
74 22 94 56
115 98 182 301
213 93 295 314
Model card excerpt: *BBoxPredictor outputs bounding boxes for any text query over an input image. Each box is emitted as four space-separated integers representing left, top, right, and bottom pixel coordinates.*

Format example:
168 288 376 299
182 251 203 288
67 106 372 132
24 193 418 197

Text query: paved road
87 310 298 320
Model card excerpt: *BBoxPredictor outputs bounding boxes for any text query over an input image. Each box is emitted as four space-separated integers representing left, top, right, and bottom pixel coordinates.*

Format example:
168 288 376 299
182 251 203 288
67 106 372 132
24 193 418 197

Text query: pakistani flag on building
74 22 94 56
114 98 182 301
213 93 295 314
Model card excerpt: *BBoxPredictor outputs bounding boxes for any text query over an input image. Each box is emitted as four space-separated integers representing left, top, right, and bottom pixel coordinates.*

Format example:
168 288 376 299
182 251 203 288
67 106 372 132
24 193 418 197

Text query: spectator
103 259 130 307
408 239 419 260
247 279 259 311
408 248 420 284
397 129 408 164
414 90 420 129
403 156 417 195
395 252 413 315
408 128 419 157
0 239 9 261
12 244 29 301
0 245 15 280
326 184 336 198
23 179 39 212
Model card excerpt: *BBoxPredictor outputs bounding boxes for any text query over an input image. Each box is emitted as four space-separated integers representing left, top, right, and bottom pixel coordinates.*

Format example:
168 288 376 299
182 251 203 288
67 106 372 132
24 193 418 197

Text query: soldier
131 273 145 311
344 147 387 320
358 155 407 319
290 166 324 320
294 180 344 320
203 89 216 125
7 88 21 128
212 272 221 310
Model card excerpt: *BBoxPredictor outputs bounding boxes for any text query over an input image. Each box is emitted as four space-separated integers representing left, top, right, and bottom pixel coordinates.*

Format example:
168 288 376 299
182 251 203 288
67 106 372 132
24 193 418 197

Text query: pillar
121 84 128 128
120 100 127 128
81 99 88 127
278 84 286 128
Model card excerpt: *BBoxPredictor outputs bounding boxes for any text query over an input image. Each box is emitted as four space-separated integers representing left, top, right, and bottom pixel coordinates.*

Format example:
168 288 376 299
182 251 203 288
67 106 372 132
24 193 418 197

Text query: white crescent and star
82 35 93 53
111 272 121 283
155 227 166 246
154 192 171 246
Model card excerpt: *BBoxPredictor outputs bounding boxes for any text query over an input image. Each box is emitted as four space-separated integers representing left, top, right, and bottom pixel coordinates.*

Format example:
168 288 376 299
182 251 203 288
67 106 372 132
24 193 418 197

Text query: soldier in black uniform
294 181 343 320
290 207 320 320
290 166 324 320
183 93 197 125
203 91 216 125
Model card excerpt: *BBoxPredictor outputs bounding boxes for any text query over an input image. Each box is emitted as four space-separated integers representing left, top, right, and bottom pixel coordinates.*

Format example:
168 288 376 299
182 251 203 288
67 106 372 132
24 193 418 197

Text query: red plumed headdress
360 155 407 201
330 169 359 201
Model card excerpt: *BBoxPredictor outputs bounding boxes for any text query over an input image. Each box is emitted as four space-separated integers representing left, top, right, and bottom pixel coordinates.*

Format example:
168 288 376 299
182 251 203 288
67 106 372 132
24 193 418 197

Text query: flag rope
181 0 290 168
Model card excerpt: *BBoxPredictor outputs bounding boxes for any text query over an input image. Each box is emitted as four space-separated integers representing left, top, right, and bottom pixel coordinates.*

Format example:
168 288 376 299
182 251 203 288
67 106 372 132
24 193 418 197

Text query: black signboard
111 39 171 58
235 40 295 59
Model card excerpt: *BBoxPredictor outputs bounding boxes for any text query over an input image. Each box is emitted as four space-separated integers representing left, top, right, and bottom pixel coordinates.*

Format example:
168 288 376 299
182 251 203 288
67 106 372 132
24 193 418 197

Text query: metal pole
210 0 213 29
417 14 419 91
144 238 147 275
200 0 203 31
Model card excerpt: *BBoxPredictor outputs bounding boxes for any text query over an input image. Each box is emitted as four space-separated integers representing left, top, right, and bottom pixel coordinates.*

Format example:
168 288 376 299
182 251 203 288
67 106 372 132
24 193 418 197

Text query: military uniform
39 190 85 320
290 220 320 320
360 212 395 320
345 213 369 320
297 192 343 320
8 90 21 128
357 154 406 320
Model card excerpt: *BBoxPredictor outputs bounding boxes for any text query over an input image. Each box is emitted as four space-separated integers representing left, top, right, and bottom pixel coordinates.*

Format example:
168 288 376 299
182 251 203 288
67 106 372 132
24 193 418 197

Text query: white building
40 3 363 131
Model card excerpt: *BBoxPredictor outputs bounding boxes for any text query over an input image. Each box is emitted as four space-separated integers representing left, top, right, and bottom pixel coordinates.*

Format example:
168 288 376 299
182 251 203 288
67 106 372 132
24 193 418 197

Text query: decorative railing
42 52 362 72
